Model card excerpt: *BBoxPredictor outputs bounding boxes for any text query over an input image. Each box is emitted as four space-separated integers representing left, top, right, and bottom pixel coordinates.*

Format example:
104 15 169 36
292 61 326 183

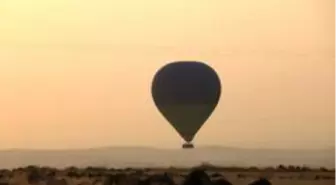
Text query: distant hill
0 146 334 169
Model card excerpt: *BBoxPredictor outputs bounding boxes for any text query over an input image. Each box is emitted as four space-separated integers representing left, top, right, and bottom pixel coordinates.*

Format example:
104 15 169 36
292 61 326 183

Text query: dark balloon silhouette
151 61 221 149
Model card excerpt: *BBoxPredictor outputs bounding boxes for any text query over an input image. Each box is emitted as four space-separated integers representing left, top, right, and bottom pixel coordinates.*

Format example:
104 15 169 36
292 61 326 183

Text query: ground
0 166 334 185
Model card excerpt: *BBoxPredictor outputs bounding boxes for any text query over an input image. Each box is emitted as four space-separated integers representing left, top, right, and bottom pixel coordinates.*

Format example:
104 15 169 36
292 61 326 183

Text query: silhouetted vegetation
193 163 334 172
248 178 271 185
0 164 334 185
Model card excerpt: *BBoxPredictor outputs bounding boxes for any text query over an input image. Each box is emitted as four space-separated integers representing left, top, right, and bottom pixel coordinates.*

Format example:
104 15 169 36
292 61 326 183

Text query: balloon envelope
151 61 221 143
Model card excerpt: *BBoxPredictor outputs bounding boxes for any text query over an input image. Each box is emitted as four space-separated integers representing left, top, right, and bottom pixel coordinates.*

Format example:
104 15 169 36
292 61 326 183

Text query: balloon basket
182 142 194 149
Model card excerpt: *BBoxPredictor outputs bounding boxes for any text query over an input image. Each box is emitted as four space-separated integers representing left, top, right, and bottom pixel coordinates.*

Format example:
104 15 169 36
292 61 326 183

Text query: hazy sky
0 0 334 150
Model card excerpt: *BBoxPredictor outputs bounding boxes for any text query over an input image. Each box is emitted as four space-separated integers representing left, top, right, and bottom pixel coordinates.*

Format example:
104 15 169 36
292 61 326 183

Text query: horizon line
1 145 334 152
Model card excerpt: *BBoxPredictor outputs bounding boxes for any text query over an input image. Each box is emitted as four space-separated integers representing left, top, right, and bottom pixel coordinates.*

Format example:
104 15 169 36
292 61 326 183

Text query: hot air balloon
151 61 221 149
